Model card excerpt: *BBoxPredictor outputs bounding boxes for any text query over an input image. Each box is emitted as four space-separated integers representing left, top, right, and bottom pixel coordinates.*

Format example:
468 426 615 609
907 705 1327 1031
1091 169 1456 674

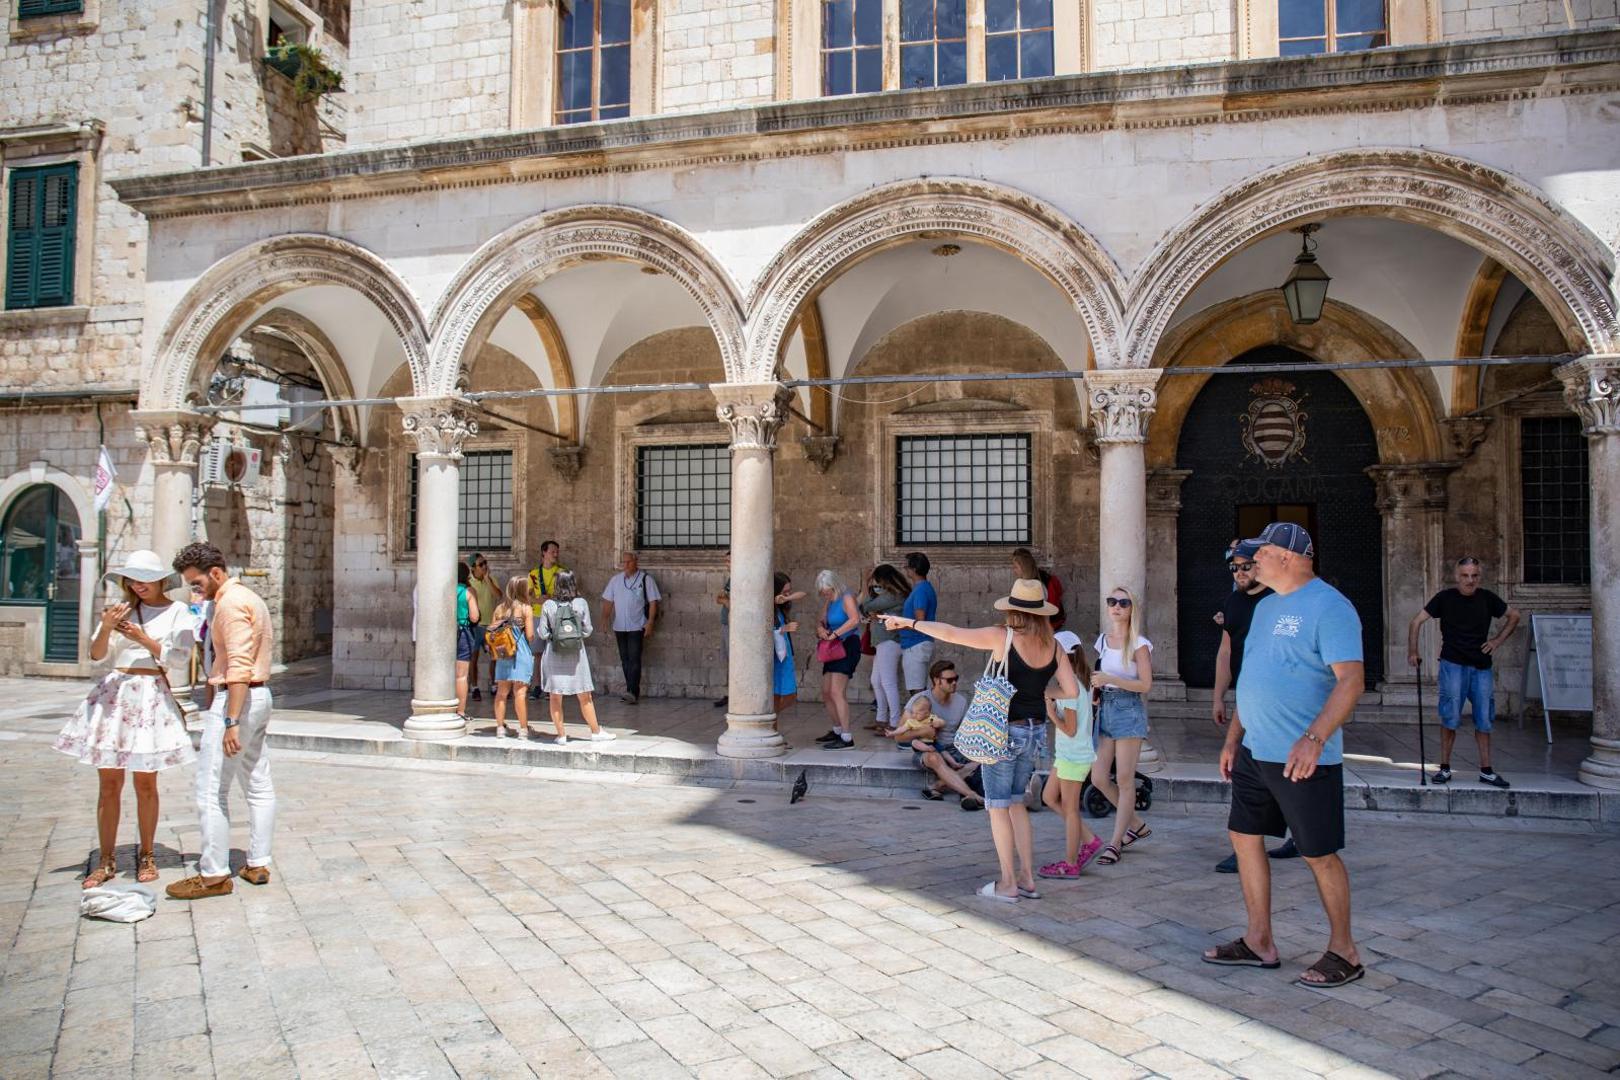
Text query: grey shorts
901 641 935 691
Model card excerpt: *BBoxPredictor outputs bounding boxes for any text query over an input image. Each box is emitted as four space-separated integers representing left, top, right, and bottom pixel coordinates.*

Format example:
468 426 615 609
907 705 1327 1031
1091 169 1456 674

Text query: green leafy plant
263 42 344 102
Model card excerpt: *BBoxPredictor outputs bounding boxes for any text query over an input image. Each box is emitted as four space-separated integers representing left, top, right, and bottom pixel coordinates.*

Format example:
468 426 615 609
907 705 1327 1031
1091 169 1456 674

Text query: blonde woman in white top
1090 584 1153 865
54 550 199 887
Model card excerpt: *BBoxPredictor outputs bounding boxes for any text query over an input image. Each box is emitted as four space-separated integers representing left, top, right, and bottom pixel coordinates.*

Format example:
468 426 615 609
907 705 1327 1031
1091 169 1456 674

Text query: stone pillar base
405 699 466 741
718 712 787 758
1578 736 1620 790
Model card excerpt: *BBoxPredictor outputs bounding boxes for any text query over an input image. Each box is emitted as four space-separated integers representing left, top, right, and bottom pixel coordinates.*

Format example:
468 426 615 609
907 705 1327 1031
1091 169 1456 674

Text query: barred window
900 0 968 89
407 450 513 552
986 0 1054 81
636 444 730 549
896 434 1031 545
1520 417 1589 586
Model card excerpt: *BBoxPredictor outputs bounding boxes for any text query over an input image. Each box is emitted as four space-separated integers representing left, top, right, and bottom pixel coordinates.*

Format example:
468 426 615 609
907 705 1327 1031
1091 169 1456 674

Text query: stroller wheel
1134 775 1154 812
1083 782 1113 818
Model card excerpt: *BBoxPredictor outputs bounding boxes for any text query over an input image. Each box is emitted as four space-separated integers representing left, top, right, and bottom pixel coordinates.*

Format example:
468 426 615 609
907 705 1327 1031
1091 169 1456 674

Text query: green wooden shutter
5 163 77 310
19 1 85 17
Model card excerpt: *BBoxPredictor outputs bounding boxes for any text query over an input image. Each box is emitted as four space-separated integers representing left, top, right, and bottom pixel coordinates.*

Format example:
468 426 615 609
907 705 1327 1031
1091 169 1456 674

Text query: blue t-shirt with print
898 579 938 649
1235 577 1363 765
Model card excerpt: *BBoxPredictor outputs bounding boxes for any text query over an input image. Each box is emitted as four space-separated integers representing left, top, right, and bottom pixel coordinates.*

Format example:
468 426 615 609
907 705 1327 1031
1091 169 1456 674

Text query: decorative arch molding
1126 149 1619 368
1147 292 1445 468
1451 257 1508 415
242 308 362 446
427 206 747 393
142 234 431 412
0 467 96 549
744 178 1127 381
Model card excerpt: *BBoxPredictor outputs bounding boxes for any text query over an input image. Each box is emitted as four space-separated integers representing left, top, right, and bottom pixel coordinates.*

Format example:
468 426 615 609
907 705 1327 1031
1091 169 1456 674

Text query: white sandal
977 881 1019 903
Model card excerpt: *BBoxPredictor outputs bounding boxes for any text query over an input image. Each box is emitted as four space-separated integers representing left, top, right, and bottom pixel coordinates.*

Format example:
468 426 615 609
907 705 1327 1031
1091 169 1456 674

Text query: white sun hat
104 549 177 587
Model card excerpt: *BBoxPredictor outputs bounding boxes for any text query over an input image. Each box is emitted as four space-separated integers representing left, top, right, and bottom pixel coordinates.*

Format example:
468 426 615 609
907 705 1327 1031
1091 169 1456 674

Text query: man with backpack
601 550 661 704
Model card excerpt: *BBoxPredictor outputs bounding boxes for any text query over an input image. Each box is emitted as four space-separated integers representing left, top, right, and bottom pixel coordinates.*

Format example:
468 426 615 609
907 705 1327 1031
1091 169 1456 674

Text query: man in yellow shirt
528 540 567 699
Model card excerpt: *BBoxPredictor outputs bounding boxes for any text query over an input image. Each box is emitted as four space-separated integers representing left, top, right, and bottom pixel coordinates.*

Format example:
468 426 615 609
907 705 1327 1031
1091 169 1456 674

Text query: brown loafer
238 866 271 886
165 874 233 900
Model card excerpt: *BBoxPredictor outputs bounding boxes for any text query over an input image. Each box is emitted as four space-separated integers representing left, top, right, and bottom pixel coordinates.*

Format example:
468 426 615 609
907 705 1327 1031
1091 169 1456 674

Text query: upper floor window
557 0 631 125
18 0 84 15
823 0 883 96
900 0 967 89
636 444 730 549
986 0 1054 81
5 163 78 311
1279 0 1388 55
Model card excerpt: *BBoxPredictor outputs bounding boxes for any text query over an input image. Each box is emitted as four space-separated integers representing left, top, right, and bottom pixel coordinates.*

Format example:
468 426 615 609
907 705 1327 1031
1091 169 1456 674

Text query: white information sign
1523 614 1593 714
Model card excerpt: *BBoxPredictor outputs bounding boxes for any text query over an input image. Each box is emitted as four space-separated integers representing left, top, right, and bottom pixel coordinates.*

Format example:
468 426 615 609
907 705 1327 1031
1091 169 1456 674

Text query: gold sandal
136 851 158 883
83 856 118 889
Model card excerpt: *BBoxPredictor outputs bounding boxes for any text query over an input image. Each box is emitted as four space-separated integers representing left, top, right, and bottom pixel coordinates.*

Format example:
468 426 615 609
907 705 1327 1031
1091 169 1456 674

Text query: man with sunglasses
910 660 984 810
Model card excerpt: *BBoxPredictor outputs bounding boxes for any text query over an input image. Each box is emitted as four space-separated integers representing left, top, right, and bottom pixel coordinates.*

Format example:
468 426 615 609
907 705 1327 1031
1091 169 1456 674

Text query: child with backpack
539 571 615 744
487 576 537 739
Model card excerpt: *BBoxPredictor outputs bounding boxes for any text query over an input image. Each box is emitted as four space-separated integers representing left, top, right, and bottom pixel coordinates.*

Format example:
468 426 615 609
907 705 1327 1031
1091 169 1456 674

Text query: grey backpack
549 601 586 651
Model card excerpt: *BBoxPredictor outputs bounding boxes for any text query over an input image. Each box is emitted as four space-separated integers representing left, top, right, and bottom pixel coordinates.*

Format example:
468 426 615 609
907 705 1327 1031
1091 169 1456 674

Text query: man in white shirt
601 550 661 704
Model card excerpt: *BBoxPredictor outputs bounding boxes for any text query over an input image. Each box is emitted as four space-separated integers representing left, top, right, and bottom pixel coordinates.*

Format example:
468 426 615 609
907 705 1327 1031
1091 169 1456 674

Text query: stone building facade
3 1 1618 786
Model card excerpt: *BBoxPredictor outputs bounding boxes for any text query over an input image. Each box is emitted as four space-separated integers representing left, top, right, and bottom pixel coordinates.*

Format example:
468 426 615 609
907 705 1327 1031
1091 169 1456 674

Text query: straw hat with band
103 550 179 590
994 578 1058 617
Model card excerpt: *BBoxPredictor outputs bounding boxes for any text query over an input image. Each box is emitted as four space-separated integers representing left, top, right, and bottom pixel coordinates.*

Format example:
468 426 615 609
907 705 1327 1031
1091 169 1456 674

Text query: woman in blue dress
772 571 800 715
490 576 537 739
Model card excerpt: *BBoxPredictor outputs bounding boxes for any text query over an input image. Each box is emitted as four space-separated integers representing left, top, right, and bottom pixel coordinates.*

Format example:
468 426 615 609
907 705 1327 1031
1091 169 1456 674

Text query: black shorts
1228 744 1344 858
821 640 861 677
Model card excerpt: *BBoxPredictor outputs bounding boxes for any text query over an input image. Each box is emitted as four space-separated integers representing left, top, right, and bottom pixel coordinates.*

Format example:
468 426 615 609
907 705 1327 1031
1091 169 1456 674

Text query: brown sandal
136 851 159 884
1296 950 1365 988
1203 937 1280 969
83 856 117 889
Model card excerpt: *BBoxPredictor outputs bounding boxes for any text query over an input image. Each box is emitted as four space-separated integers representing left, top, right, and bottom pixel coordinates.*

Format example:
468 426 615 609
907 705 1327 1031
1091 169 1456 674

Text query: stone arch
427 206 747 393
1146 292 1445 467
241 308 363 446
744 178 1127 380
0 468 95 552
142 234 431 411
1125 149 1619 367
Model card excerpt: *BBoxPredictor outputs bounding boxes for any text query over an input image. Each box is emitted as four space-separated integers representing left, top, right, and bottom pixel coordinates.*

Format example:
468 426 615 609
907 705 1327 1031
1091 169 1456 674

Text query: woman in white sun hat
54 549 200 888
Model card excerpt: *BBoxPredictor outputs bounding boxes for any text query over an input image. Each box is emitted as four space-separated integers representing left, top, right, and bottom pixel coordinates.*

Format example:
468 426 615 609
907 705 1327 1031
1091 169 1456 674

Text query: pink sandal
1075 838 1105 871
1037 861 1079 879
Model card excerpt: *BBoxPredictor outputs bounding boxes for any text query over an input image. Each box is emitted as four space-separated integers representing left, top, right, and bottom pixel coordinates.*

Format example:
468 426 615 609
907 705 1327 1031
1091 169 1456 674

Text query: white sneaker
494 726 506 739
591 731 617 742
554 734 569 745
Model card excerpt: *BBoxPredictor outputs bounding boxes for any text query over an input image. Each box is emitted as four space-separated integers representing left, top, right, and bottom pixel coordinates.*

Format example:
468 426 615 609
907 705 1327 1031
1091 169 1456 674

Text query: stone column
1365 462 1457 700
400 398 477 741
1084 370 1161 614
1145 468 1191 698
713 383 793 759
1557 357 1620 789
132 409 213 562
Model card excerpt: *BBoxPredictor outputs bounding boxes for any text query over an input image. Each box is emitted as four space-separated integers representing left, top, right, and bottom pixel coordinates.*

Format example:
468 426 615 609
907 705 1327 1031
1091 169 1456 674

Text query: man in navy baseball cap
1234 522 1314 561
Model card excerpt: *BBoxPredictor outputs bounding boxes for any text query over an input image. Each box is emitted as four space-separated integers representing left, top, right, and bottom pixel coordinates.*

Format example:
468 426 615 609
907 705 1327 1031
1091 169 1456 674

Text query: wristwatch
223 716 240 729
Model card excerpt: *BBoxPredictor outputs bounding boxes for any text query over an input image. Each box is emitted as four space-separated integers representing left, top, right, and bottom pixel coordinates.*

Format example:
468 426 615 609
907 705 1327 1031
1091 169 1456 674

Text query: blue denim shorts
1098 689 1149 741
1437 659 1495 732
980 721 1046 809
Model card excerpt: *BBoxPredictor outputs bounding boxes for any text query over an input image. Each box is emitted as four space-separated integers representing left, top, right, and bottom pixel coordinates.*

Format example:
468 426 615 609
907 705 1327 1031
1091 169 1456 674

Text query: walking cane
1414 659 1428 787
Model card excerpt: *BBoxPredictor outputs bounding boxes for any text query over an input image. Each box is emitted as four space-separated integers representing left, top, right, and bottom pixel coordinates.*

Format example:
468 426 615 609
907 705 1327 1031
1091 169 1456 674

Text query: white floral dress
54 602 200 772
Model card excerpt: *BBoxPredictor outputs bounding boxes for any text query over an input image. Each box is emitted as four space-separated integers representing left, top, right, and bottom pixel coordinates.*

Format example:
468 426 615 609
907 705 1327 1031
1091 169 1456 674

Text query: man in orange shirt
166 542 277 900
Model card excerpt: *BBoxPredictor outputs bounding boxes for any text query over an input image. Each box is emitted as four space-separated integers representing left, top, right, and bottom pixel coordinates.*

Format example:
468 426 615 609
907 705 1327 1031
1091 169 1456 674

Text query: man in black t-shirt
1408 557 1521 788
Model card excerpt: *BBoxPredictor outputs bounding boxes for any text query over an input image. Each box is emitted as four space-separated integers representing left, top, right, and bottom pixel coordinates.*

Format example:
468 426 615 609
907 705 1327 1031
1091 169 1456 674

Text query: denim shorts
1437 659 1495 732
1098 689 1149 741
980 721 1046 809
456 625 477 662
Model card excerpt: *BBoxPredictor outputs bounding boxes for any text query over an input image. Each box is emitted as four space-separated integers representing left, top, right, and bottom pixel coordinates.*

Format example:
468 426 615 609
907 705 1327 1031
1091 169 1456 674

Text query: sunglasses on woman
1105 597 1132 608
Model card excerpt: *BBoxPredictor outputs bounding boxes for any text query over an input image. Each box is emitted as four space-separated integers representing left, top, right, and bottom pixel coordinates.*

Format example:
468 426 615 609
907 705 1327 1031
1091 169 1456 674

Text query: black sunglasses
1229 562 1255 572
940 675 959 684
1105 597 1133 608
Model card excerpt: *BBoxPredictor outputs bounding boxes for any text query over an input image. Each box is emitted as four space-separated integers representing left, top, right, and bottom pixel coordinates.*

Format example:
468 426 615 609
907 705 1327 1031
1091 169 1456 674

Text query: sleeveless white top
1094 633 1153 680
111 602 200 674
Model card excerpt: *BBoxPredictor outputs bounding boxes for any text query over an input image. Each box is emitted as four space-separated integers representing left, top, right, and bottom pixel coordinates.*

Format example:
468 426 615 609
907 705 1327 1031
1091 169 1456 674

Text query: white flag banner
93 445 117 513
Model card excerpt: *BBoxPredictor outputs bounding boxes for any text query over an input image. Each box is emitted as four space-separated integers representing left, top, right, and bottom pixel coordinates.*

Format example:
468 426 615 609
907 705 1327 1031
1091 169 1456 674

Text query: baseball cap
1235 522 1314 560
1054 630 1083 655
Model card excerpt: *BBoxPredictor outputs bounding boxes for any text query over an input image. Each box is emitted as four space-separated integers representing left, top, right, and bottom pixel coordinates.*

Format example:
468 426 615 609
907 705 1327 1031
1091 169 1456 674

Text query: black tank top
1006 637 1058 721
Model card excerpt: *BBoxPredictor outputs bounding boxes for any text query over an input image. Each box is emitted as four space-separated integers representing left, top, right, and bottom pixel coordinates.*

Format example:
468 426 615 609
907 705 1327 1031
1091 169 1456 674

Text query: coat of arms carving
1240 377 1309 468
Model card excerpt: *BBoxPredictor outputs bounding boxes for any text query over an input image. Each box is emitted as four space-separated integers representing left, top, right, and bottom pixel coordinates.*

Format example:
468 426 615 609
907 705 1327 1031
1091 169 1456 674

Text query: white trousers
195 687 276 878
870 640 904 727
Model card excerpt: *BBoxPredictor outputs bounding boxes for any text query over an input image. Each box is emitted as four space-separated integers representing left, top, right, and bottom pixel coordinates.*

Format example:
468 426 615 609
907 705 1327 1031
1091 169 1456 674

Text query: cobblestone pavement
3 710 1619 1080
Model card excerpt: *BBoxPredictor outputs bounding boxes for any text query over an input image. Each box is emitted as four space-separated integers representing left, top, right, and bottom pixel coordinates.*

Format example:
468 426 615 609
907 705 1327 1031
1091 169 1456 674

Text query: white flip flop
977 881 1019 903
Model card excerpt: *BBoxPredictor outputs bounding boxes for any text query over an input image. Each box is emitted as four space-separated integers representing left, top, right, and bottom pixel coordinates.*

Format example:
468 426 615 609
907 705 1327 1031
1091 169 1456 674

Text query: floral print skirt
54 672 196 772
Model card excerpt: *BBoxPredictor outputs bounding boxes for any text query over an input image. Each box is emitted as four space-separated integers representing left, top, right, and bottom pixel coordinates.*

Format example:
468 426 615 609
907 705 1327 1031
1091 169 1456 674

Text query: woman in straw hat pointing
54 550 200 888
882 578 1081 902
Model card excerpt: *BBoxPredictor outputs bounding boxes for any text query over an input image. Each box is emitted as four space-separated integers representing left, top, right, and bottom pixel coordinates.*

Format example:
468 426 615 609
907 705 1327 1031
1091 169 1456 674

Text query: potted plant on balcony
263 40 344 101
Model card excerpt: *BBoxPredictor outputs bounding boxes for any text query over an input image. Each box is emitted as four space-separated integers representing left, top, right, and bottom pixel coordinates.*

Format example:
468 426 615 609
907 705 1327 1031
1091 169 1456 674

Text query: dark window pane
825 0 853 48
1279 0 1326 38
560 50 593 111
560 0 595 48
1021 29 1053 76
986 0 1017 31
986 34 1018 80
937 0 966 37
1024 0 1053 27
1279 36 1327 55
937 39 966 84
901 42 933 87
1335 0 1385 32
855 45 882 91
824 48 853 94
601 0 631 42
901 0 932 42
1334 30 1386 50
855 0 882 43
599 43 630 106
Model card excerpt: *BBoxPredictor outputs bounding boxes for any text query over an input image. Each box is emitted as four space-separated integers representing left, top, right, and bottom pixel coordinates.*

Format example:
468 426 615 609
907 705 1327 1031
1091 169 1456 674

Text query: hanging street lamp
1280 223 1330 325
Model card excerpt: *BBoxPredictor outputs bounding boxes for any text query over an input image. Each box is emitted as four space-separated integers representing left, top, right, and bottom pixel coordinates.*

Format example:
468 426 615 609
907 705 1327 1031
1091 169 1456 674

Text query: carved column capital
712 383 793 452
548 445 585 483
1443 415 1493 459
1556 355 1620 436
399 397 478 459
132 409 215 467
1146 468 1193 516
1084 369 1162 444
1365 462 1458 513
